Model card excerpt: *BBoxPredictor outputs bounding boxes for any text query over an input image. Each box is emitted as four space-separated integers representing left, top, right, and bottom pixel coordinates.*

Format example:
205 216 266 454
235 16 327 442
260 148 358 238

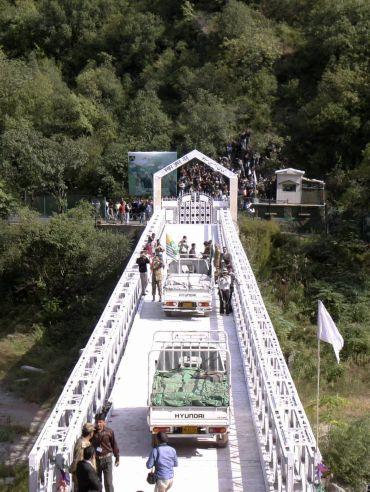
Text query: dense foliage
0 203 133 401
239 216 370 490
0 0 368 213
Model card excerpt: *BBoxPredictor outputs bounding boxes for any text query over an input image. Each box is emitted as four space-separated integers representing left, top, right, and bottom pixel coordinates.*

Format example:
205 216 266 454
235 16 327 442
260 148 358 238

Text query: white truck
147 331 230 447
162 258 212 316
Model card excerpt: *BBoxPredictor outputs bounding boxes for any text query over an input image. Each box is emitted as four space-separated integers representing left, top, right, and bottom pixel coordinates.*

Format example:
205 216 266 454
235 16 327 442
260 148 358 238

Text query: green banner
128 152 177 197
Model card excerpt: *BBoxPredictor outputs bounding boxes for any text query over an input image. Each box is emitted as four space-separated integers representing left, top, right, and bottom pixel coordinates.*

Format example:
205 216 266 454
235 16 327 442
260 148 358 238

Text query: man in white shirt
178 236 189 257
218 270 231 315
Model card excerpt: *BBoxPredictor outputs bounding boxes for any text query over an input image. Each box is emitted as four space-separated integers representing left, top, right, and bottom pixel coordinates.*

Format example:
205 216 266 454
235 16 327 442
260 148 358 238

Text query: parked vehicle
148 331 230 447
162 258 212 316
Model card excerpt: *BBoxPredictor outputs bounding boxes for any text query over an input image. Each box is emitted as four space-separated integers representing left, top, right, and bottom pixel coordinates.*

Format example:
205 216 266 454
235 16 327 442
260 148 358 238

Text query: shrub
323 417 370 491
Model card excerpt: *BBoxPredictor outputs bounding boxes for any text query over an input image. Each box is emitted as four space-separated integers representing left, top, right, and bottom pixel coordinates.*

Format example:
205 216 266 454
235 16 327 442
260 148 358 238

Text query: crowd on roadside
102 198 154 224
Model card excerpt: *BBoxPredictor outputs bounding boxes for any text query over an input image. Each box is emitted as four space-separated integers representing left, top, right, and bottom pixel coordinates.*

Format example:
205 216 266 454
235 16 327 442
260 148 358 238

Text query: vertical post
28 455 37 492
229 175 238 223
153 175 162 212
286 450 295 492
269 192 271 219
316 337 321 454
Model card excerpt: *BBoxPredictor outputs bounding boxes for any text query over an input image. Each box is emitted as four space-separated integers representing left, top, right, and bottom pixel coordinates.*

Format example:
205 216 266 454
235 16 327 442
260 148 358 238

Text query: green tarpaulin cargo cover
151 368 229 407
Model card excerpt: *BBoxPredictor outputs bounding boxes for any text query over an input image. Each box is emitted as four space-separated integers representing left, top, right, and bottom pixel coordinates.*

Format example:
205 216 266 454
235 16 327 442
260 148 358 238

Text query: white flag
317 300 344 363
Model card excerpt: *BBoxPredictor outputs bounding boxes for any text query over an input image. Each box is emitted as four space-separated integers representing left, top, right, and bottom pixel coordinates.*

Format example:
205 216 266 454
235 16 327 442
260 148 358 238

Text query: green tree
76 58 126 113
0 180 16 219
299 65 368 175
0 119 88 211
101 7 165 75
215 1 282 134
177 89 236 156
122 89 173 150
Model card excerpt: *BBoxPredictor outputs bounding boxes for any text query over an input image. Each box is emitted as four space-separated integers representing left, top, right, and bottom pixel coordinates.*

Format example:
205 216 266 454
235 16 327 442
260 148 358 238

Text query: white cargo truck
162 258 212 316
147 331 230 447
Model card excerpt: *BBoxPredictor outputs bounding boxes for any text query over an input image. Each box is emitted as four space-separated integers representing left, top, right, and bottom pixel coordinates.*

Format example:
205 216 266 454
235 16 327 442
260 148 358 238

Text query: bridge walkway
109 286 265 492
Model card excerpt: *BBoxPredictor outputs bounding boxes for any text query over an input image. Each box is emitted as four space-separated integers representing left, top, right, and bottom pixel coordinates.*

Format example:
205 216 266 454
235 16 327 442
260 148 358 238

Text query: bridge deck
109 287 265 492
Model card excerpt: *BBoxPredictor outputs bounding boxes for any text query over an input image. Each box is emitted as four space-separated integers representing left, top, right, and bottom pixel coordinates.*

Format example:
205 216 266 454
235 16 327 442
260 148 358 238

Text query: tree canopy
0 0 368 212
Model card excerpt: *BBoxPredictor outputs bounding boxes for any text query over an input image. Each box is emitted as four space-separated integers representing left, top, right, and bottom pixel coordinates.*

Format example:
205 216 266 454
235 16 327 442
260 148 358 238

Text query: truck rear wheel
216 433 229 448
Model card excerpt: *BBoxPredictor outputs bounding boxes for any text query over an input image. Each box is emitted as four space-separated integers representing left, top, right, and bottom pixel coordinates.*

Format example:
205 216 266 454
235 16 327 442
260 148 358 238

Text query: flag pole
316 332 321 455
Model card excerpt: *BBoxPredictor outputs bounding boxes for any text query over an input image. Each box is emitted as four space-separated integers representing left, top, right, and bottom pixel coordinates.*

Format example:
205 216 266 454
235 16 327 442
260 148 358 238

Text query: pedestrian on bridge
178 236 189 257
146 432 178 492
221 247 232 268
189 243 196 258
214 244 221 283
136 250 150 295
70 422 96 490
218 270 231 315
227 265 235 314
76 445 102 492
151 252 164 302
92 414 120 492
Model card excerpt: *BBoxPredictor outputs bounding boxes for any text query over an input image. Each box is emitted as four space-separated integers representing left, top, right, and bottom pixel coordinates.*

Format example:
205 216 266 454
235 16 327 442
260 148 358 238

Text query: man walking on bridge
218 269 231 315
151 252 164 302
146 432 178 492
136 250 150 295
92 414 120 492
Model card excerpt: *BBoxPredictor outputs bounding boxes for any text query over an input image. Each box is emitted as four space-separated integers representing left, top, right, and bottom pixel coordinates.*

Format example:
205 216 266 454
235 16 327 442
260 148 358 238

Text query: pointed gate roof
153 149 238 222
154 149 237 180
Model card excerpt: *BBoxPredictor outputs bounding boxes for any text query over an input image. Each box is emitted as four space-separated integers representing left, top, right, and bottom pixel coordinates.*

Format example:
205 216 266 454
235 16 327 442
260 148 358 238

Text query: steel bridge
29 156 320 491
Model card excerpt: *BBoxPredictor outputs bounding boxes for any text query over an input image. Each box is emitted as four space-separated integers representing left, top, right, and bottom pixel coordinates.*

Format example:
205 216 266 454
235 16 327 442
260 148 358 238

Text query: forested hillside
0 1 369 490
0 0 369 215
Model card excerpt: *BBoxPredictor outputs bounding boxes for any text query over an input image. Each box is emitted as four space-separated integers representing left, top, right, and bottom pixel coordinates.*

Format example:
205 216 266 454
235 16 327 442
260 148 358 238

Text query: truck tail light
165 301 177 307
153 427 171 433
209 427 227 434
199 302 210 307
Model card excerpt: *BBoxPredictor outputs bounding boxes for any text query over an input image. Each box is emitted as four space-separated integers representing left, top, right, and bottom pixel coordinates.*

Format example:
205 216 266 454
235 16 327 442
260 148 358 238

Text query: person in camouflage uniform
151 252 164 302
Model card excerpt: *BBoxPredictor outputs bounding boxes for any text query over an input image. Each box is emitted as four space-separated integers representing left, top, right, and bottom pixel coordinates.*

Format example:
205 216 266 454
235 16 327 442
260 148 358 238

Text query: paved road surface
109 287 266 492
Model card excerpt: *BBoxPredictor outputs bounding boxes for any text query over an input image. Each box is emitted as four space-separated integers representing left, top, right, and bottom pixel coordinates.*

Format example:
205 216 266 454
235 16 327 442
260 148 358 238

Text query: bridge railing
219 209 320 492
29 210 165 492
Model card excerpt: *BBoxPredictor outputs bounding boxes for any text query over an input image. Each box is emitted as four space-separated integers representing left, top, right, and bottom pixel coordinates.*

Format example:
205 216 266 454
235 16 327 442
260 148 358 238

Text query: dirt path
0 385 49 465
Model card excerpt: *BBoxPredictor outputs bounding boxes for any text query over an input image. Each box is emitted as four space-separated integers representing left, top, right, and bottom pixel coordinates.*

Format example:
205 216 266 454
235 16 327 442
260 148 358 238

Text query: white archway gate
153 149 238 222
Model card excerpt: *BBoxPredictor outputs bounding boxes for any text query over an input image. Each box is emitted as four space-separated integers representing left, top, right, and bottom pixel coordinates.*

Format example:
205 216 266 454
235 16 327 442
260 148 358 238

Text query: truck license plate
182 426 197 434
182 302 194 308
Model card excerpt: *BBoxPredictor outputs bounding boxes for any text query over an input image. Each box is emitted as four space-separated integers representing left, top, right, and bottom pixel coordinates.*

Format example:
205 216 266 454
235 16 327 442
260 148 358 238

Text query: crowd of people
175 129 279 211
136 233 166 302
135 233 236 318
223 129 279 208
177 161 229 200
101 198 154 224
170 235 236 317
66 414 177 492
97 130 281 224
